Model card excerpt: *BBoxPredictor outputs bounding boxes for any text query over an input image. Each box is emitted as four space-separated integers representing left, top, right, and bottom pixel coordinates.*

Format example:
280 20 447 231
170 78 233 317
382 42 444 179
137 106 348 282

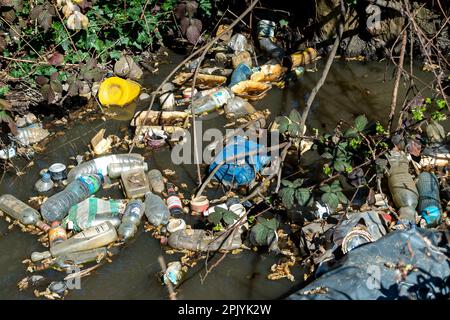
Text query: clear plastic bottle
417 172 442 226
67 154 144 181
0 194 50 231
144 192 170 226
108 162 148 179
387 151 419 222
31 221 118 261
41 174 104 222
147 169 165 194
35 172 54 193
190 87 234 115
10 124 49 146
168 229 242 251
224 96 256 118
118 199 145 240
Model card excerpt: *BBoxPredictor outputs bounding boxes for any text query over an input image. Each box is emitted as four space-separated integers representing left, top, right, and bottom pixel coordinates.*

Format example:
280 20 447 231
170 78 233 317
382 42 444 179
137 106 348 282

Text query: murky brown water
0 52 438 299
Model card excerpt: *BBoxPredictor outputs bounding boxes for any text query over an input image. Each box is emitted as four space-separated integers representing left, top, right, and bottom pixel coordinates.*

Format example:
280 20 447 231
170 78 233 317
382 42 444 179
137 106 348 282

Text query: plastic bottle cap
42 172 51 181
49 163 66 173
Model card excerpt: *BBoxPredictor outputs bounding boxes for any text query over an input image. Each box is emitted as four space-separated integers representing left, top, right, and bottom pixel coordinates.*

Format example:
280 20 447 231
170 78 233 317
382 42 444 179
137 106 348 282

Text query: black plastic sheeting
287 227 450 300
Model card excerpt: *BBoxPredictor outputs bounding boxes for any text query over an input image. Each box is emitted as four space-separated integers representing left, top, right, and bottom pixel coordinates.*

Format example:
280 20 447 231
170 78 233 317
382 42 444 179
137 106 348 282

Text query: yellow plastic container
98 76 141 107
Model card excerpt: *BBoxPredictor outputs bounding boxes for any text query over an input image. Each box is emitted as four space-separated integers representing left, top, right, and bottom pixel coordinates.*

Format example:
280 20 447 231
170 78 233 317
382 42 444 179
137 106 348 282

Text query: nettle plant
411 96 448 122
207 206 239 232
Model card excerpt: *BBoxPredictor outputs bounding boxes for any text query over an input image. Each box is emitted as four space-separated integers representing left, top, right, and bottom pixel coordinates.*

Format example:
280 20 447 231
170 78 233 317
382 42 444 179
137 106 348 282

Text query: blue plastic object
229 63 253 87
417 172 442 226
209 136 270 187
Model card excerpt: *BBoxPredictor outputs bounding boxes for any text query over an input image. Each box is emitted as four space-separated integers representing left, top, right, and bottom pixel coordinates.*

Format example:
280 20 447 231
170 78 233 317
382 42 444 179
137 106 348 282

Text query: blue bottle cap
421 206 441 225
42 172 51 181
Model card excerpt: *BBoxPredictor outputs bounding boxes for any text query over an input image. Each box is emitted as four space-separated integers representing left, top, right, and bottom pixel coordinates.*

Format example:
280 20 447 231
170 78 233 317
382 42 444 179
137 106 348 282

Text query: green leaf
292 178 304 188
289 109 301 123
288 122 302 137
276 116 289 133
319 184 331 193
0 86 10 97
295 188 312 206
321 152 333 159
321 192 339 210
330 180 342 192
336 191 348 204
259 217 278 230
354 115 368 131
253 224 269 245
279 187 295 208
281 180 294 188
207 210 222 226
343 127 358 138
222 210 239 226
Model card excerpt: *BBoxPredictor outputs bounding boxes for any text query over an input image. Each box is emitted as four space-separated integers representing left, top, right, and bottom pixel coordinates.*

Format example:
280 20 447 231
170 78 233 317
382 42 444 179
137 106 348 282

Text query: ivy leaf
289 109 301 123
180 17 189 35
207 210 222 226
186 0 198 18
343 127 358 138
186 25 201 44
321 192 339 210
292 178 304 188
319 184 331 193
321 152 333 159
276 116 289 133
48 52 64 66
295 188 312 206
279 187 295 208
222 210 239 225
281 179 294 188
354 115 368 131
336 191 348 204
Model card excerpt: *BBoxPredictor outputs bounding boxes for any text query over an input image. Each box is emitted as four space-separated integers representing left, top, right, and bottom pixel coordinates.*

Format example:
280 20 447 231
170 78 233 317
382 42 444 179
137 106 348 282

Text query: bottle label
74 222 110 239
49 227 67 244
167 196 183 210
126 202 144 219
211 90 232 107
78 175 101 194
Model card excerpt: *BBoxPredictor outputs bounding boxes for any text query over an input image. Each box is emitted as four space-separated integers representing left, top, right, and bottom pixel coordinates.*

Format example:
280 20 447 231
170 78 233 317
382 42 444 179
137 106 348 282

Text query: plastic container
35 172 54 193
31 221 118 262
289 48 318 69
258 37 285 61
147 169 165 194
417 172 442 226
121 169 150 199
118 199 145 240
166 183 183 216
67 153 144 181
228 33 249 53
160 83 175 110
41 174 104 222
168 228 242 252
98 76 141 107
48 163 67 181
163 261 183 286
166 218 186 233
0 194 50 231
387 151 419 223
108 161 148 179
63 197 124 231
257 20 276 38
190 87 234 115
229 63 253 87
10 124 49 146
144 192 170 226
224 96 256 118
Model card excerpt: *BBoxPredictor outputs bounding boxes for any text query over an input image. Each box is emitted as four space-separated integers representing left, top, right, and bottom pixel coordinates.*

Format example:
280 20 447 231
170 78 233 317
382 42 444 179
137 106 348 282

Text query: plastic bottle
34 247 107 271
417 172 442 226
224 96 256 118
10 124 49 146
31 221 118 262
387 151 419 223
108 162 148 179
229 63 253 87
118 199 145 240
35 172 54 193
190 87 234 115
144 192 170 226
41 174 104 222
67 153 144 181
166 183 183 216
48 221 67 247
160 83 175 111
63 197 123 231
168 229 242 252
147 169 165 194
0 194 50 232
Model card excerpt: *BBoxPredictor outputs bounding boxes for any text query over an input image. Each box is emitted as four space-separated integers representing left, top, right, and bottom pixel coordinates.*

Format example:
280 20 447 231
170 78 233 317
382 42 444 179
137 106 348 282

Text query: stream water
0 51 436 299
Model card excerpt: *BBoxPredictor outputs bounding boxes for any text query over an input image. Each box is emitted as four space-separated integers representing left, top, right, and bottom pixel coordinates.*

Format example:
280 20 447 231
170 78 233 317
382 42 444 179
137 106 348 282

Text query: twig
388 30 407 132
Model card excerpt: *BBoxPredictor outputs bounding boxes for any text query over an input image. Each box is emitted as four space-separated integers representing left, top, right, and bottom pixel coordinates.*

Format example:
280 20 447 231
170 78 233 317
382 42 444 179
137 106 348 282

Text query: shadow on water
0 51 437 299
